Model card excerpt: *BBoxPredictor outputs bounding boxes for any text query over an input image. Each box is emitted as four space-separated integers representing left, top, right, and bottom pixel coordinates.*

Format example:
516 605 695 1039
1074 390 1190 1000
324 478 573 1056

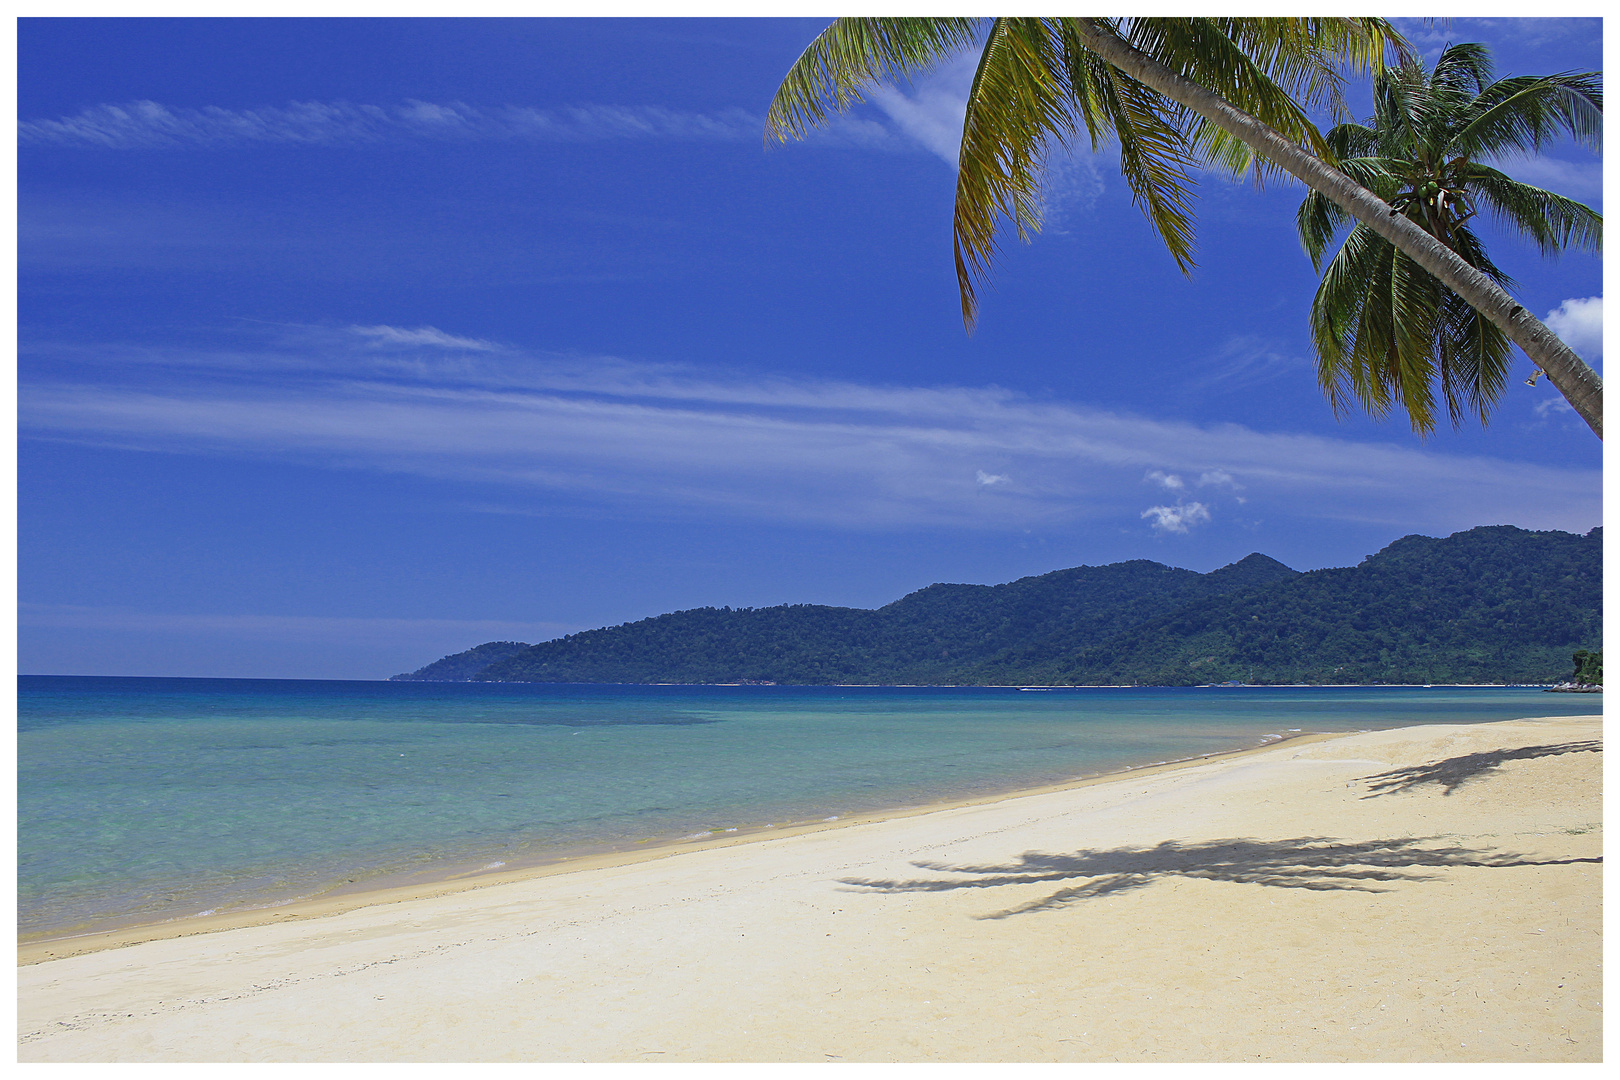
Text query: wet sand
18 714 1601 1062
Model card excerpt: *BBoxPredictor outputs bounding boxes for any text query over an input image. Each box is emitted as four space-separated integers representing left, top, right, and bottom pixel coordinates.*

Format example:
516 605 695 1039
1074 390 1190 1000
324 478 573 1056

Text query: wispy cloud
864 50 978 167
16 190 663 285
18 603 574 644
1188 335 1312 390
1393 17 1602 55
1533 397 1575 419
20 98 912 154
867 86 963 166
18 326 1600 536
1485 155 1602 202
1038 147 1107 233
19 99 769 149
350 325 497 351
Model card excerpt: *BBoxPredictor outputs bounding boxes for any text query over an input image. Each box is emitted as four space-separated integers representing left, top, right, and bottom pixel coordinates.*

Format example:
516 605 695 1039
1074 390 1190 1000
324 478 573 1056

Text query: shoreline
22 681 1593 962
397 680 1567 688
19 711 1600 1061
33 673 1573 688
19 726 1346 965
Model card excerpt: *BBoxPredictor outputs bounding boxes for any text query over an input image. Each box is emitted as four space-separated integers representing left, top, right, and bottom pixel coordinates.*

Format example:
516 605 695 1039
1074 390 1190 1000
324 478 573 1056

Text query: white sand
18 715 1601 1062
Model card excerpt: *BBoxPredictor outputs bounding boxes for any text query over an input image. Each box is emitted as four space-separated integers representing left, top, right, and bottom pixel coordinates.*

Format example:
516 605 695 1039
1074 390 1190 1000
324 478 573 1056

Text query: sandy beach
18 713 1601 1062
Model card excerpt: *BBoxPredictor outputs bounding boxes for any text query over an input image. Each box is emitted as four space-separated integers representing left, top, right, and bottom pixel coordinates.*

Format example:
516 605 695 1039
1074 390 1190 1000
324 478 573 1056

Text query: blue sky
17 17 1603 679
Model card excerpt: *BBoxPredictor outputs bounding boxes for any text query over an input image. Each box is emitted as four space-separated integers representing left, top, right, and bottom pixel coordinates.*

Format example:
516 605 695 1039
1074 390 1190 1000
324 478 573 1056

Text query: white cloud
1145 470 1185 491
1543 296 1602 361
18 99 767 149
17 329 1601 536
1142 501 1211 534
975 470 1010 486
1197 469 1239 489
350 325 496 351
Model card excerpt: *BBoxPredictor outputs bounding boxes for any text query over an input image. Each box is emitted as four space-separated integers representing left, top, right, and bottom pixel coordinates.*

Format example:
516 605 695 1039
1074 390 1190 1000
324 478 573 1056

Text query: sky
16 16 1605 679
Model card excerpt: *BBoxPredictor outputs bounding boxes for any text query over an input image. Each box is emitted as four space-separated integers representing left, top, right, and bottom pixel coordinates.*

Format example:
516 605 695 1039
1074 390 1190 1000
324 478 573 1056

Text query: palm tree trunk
1071 19 1603 438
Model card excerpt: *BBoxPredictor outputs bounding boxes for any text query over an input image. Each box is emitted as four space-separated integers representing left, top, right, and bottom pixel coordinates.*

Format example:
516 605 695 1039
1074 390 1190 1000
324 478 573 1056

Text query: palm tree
1298 44 1601 432
767 18 1603 437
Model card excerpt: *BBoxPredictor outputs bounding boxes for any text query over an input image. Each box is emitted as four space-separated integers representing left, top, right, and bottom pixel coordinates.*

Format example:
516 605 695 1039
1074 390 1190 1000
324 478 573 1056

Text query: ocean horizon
19 675 1599 942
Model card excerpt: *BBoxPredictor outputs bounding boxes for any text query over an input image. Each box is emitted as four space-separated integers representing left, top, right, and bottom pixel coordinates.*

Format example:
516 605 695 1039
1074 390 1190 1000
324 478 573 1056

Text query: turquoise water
17 676 1597 939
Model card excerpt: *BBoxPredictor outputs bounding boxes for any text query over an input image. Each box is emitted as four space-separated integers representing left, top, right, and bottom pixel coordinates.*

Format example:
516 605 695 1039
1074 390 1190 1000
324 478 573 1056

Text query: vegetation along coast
397 526 1601 689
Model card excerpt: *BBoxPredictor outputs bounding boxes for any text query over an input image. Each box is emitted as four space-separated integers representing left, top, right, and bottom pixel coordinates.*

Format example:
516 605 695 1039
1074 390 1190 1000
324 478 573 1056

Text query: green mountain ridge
392 525 1600 686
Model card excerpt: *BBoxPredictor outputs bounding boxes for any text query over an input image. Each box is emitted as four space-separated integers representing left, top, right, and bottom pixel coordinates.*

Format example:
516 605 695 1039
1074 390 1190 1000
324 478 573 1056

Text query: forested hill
391 525 1600 686
398 640 531 682
395 551 1299 685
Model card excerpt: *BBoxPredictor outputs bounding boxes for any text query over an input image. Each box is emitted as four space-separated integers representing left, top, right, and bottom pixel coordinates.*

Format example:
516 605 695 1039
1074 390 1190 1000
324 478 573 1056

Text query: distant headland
394 525 1601 688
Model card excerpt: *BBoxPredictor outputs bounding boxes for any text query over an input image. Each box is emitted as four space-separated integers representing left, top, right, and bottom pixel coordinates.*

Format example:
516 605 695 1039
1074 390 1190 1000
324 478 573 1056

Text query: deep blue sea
17 676 1598 940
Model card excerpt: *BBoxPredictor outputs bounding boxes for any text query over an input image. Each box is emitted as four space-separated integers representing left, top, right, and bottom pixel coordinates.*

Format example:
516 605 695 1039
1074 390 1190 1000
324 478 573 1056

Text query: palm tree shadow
1356 740 1601 798
840 835 1601 920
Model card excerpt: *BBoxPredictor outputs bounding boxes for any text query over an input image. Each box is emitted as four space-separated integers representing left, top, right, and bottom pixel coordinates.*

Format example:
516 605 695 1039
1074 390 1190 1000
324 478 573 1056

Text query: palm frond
765 17 983 143
1335 156 1400 197
1127 18 1321 140
952 16 1204 329
1435 288 1511 426
1441 218 1515 289
1312 225 1391 420
1310 218 1523 433
1386 247 1444 431
1449 72 1603 158
1297 189 1352 268
1297 142 1398 268
1090 51 1200 273
1123 17 1378 184
1324 121 1381 161
1466 167 1603 257
1370 64 1422 158
1430 43 1493 97
953 18 1079 326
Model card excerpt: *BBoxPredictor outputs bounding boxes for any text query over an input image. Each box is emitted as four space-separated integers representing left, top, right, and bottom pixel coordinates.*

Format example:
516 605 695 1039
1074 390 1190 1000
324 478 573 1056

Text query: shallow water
17 676 1595 938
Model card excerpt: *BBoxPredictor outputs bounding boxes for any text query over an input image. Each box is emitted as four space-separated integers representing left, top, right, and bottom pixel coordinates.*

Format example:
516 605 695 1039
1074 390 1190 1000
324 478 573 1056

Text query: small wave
483 861 507 870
